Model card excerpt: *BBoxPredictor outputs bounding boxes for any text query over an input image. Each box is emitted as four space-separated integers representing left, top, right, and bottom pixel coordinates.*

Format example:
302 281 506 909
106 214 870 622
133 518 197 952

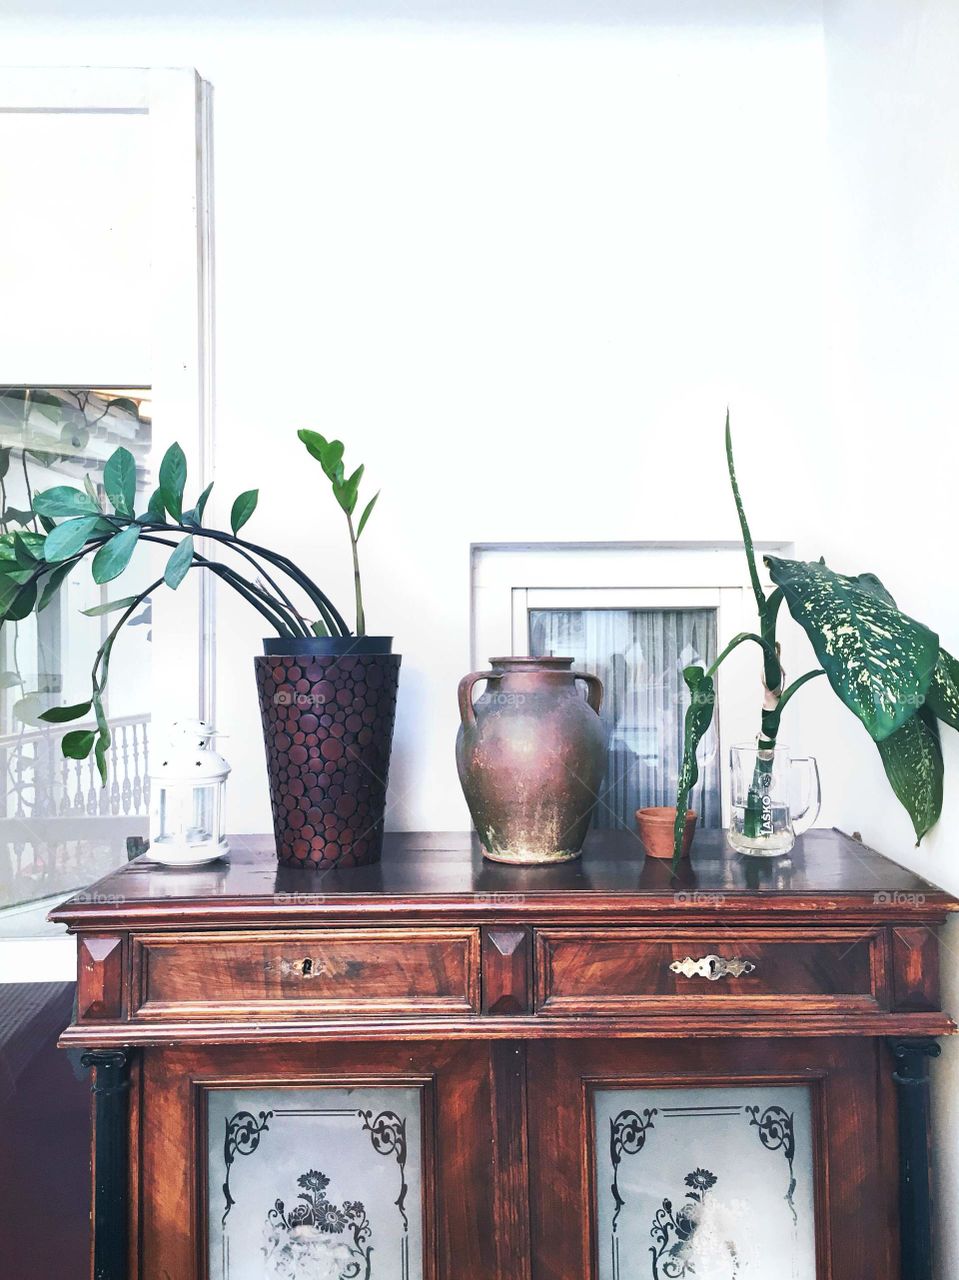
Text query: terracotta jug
456 656 607 864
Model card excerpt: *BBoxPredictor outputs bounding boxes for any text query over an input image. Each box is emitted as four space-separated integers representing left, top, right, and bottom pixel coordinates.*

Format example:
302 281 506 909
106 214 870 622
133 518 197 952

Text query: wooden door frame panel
527 1037 898 1280
138 1042 497 1280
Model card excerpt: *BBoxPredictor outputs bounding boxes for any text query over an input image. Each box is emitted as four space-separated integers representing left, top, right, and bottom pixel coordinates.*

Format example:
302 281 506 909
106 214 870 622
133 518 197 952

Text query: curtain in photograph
528 608 720 830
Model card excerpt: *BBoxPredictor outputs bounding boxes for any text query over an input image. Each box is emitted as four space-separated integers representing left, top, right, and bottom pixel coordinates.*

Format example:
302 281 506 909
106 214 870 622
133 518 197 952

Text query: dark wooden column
890 1039 941 1280
81 1049 131 1280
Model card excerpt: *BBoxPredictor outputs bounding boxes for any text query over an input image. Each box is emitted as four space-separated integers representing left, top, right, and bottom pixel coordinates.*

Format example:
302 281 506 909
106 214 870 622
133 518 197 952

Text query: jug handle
458 671 501 728
572 671 603 713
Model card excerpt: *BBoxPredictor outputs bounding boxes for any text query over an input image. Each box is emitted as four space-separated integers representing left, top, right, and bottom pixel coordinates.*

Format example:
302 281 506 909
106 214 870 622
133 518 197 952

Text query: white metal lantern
149 719 231 866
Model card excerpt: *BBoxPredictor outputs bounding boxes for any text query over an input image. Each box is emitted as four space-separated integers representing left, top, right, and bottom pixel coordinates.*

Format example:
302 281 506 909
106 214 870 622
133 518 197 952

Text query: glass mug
727 743 821 857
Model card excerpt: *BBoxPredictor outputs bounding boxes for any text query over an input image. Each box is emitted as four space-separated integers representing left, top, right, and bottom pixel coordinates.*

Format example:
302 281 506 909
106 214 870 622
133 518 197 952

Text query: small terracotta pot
636 806 697 859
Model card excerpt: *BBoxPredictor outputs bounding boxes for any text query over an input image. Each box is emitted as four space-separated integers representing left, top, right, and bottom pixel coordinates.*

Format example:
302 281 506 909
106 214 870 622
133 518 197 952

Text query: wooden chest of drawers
53 828 957 1280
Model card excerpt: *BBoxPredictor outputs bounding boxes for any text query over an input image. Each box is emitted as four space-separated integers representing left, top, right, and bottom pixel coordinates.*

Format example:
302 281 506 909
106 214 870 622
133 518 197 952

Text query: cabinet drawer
132 928 480 1019
534 928 885 1014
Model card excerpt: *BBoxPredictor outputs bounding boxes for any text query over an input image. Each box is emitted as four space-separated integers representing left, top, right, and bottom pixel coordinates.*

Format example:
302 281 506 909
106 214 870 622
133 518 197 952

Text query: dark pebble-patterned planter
255 644 401 869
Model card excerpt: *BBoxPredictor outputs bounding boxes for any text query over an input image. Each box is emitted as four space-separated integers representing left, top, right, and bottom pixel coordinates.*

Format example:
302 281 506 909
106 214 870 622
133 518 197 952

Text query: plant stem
346 512 365 636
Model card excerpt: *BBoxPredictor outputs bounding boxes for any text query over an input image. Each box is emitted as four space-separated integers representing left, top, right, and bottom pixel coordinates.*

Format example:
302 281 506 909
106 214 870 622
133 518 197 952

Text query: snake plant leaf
39 700 93 723
42 515 102 563
230 490 258 535
32 486 100 519
764 556 938 742
926 648 959 732
61 729 97 760
103 446 137 517
92 524 141 584
164 534 194 590
158 443 187 521
673 665 716 860
876 706 943 844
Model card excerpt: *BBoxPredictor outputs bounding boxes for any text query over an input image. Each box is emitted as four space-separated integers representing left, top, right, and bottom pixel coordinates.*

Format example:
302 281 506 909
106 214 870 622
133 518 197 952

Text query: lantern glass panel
191 785 215 842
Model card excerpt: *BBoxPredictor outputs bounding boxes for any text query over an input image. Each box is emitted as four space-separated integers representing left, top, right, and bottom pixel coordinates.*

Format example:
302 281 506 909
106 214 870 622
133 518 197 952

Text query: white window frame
0 67 215 976
472 541 793 827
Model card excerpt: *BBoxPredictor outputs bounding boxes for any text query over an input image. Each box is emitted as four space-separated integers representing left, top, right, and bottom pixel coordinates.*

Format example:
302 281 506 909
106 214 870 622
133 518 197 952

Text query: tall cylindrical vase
255 637 400 869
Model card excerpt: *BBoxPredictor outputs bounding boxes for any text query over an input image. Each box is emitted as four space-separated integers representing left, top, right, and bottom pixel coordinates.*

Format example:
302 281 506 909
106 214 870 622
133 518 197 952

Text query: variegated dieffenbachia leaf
673 665 715 862
926 648 959 732
764 556 938 742
876 706 943 844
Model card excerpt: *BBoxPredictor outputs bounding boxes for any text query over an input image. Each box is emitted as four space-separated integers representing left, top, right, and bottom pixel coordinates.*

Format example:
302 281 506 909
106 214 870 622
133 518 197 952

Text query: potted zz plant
672 413 959 865
0 430 397 870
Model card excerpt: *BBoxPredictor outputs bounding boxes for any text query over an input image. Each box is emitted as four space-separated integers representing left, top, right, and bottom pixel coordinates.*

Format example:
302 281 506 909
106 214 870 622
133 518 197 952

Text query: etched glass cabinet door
527 1038 898 1280
137 1042 496 1280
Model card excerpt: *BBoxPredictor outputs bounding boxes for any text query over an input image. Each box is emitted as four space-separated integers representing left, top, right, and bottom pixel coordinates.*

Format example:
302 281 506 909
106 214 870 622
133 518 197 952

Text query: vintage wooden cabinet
52 828 957 1280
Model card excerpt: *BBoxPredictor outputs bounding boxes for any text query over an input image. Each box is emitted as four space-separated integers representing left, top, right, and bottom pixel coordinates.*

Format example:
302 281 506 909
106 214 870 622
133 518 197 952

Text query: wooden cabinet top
51 827 958 930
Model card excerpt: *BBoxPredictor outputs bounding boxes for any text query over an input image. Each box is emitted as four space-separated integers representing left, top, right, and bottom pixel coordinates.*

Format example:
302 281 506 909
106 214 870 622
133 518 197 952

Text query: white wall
0 0 830 832
820 4 959 1276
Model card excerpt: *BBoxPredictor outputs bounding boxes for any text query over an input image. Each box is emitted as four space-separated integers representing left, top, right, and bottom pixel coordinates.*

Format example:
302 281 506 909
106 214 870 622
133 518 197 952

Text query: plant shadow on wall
0 424 400 872
673 412 959 863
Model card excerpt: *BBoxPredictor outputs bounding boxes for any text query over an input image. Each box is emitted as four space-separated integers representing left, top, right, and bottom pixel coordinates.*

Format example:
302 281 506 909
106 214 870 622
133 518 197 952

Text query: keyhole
301 958 313 976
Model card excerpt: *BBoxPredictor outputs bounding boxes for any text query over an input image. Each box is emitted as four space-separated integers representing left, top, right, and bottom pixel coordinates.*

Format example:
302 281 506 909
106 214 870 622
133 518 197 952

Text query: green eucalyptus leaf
183 481 214 527
43 512 101 563
83 474 102 509
764 556 938 742
673 665 716 859
334 464 364 516
926 648 959 732
61 729 97 760
39 700 92 723
81 595 140 617
32 486 100 519
26 450 58 468
230 489 258 535
876 707 943 845
143 488 167 524
298 430 345 483
103 446 137 516
0 577 37 622
164 535 194 589
38 514 55 534
12 532 40 568
91 524 140 584
356 490 379 539
37 561 72 612
158 442 187 521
